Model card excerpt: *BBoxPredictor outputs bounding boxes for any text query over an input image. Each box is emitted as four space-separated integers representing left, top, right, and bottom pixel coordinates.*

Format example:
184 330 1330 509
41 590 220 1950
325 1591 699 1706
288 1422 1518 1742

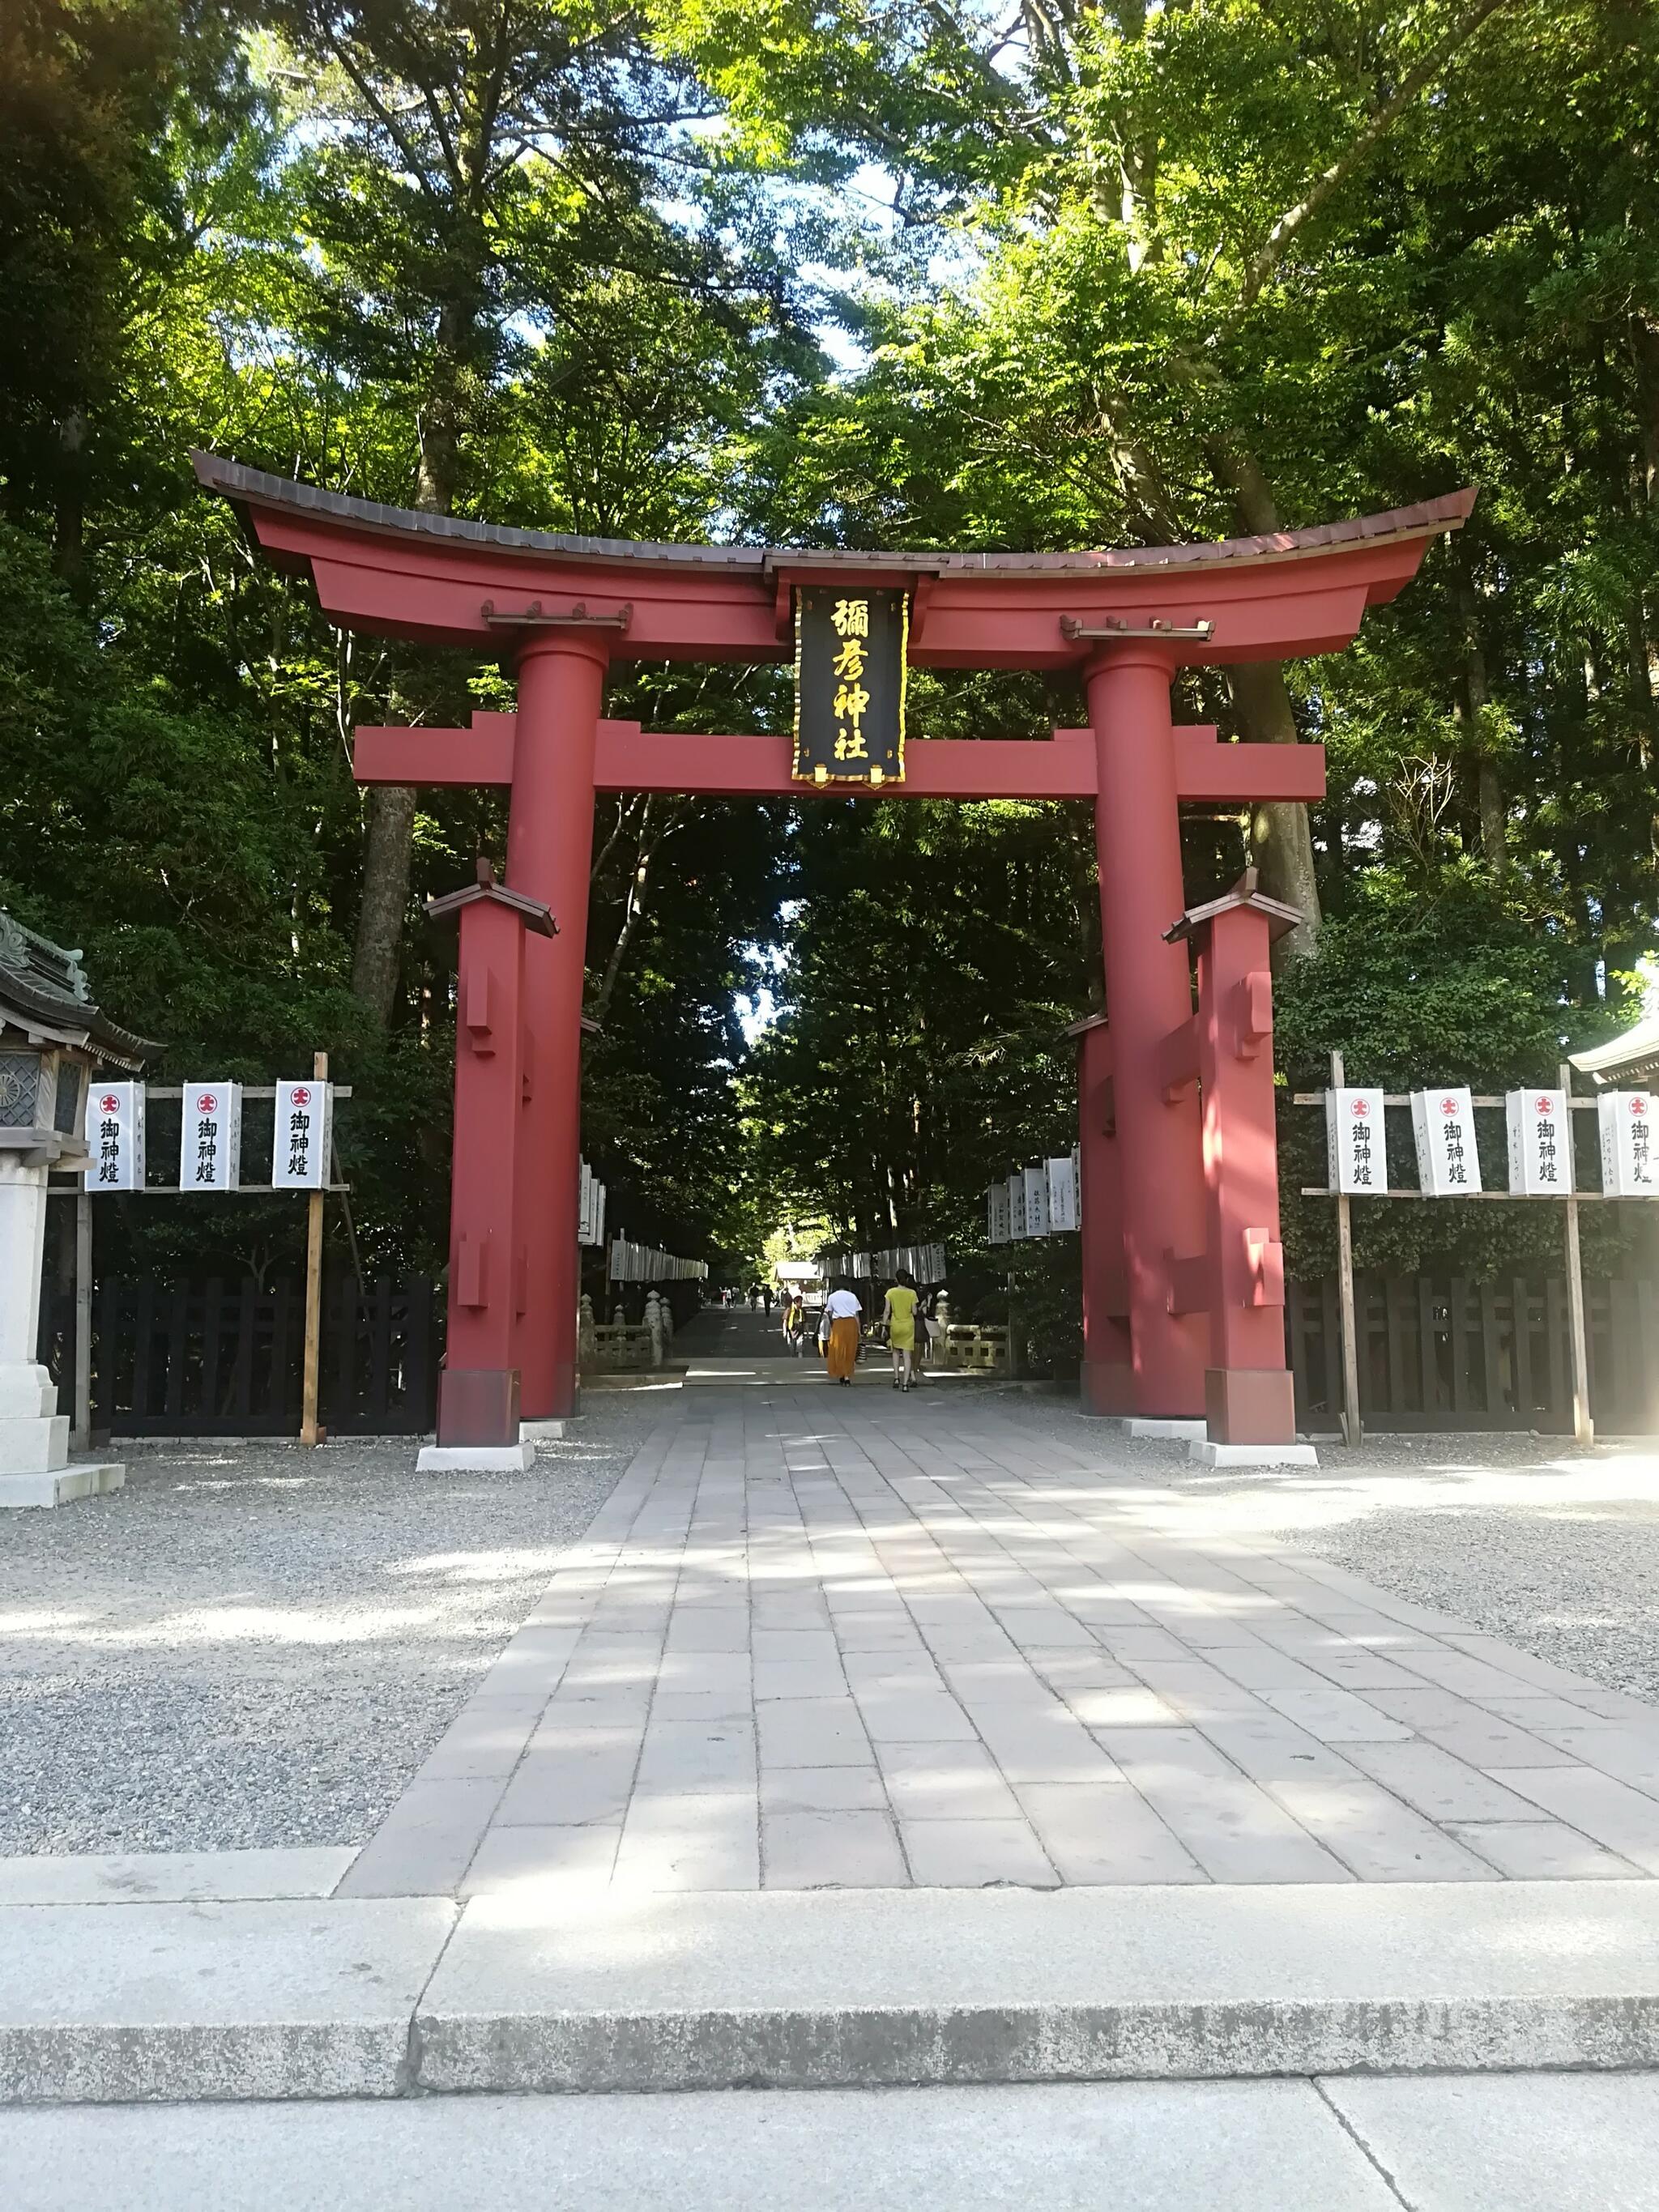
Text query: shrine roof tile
193 454 1475 579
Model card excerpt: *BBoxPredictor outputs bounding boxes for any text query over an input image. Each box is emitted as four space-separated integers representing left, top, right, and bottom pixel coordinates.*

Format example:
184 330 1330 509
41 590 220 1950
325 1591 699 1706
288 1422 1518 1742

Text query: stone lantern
0 914 151 1506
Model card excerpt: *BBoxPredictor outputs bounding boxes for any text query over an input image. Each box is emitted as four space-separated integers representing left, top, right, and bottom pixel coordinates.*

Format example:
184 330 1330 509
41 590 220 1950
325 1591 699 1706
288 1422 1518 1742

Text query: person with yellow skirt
819 1280 864 1384
882 1270 922 1392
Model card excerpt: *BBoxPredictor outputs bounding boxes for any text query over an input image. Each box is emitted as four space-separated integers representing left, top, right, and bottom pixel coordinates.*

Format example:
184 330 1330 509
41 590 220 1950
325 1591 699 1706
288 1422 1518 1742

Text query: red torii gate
196 454 1470 1449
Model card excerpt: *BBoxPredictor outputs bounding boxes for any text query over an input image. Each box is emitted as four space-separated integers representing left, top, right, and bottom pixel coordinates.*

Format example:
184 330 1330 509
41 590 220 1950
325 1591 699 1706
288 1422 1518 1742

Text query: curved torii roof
194 451 1473 671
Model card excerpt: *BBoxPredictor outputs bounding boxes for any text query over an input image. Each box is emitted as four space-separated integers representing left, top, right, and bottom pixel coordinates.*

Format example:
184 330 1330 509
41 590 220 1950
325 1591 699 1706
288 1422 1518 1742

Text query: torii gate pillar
505 634 607 1419
1086 647 1209 1417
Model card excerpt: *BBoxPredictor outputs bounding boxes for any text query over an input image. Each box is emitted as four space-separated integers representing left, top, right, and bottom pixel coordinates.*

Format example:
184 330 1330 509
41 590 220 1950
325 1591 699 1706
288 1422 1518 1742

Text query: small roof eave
1572 1014 1659 1084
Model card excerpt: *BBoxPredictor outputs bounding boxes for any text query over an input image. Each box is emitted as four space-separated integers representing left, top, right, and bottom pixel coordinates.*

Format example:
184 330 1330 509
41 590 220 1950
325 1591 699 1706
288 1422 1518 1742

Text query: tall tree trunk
1209 444 1323 957
51 410 89 603
1452 565 1507 871
351 783 420 1016
349 323 472 1028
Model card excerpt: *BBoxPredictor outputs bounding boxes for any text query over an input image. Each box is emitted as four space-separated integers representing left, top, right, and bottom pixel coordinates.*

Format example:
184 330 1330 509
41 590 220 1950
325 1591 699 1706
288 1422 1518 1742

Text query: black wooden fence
36 1267 1659 1438
1287 1275 1659 1434
40 1275 440 1437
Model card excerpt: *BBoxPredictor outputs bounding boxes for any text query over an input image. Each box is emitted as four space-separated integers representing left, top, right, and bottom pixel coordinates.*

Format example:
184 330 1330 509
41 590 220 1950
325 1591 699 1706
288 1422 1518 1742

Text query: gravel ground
999 1391 1659 1706
0 1404 658 1855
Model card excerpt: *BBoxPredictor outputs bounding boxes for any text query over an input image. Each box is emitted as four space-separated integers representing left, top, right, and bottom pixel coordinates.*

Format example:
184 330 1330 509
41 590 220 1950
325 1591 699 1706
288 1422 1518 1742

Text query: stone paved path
341 1387 1659 1897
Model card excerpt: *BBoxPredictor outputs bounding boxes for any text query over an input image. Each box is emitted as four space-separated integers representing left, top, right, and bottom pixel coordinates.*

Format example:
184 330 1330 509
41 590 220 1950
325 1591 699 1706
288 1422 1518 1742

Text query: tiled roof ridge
193 452 1475 576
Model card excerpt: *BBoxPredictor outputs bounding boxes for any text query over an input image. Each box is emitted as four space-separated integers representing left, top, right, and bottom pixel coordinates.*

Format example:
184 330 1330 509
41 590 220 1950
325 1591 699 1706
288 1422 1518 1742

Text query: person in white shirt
819 1281 863 1384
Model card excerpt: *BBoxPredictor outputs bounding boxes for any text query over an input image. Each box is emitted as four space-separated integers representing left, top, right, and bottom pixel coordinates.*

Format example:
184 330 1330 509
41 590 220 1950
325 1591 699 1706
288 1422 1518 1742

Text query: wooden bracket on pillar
1243 1227 1286 1307
1156 1016 1199 1103
1235 972 1273 1059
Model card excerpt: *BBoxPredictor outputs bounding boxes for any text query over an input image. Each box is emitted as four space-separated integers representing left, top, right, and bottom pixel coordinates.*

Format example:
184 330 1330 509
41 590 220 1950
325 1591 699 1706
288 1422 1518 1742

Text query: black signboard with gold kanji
792 586 909 786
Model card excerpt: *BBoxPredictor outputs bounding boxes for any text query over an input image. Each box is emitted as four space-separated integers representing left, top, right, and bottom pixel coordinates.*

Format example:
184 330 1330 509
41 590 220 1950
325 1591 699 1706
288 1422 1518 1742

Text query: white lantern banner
1411 1087 1481 1196
1006 1171 1028 1239
1325 1087 1387 1194
579 1161 608 1246
987 1183 1010 1244
271 1079 331 1190
180 1081 242 1192
1599 1091 1659 1198
85 1080 143 1191
1047 1153 1079 1232
1506 1089 1571 1196
1022 1164 1051 1238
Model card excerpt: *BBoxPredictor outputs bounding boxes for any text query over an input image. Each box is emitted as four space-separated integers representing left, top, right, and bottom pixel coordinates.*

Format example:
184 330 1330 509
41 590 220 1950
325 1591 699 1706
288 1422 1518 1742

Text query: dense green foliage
3 0 1657 1330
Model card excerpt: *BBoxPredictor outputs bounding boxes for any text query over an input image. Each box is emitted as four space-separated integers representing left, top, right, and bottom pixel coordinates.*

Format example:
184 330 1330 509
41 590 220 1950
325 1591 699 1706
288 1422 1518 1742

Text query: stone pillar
1073 1015 1132 1414
0 1156 122 1507
1085 648 1208 1417
506 636 606 1419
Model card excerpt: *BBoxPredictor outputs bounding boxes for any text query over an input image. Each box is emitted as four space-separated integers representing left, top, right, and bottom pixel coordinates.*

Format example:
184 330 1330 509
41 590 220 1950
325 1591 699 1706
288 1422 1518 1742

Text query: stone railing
578 1289 676 1373
925 1299 1010 1375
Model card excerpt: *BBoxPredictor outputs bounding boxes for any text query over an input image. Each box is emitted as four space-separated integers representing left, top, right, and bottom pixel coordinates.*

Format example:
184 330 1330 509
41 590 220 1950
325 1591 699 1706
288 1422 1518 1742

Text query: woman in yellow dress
882 1270 921 1393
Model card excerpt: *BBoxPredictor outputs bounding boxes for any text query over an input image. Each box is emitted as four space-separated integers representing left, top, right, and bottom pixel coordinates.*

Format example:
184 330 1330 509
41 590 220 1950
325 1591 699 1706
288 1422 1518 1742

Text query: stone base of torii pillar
0 1154 124 1508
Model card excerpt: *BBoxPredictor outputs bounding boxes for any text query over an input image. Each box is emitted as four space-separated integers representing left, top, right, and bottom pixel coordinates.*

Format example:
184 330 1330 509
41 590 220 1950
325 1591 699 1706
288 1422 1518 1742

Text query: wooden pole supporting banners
1332 1051 1363 1448
300 1050 327 1446
1559 1059 1593 1448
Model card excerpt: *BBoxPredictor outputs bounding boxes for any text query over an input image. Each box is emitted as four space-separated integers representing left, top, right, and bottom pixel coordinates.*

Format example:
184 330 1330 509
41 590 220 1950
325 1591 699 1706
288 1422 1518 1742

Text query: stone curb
9 1882 1659 2103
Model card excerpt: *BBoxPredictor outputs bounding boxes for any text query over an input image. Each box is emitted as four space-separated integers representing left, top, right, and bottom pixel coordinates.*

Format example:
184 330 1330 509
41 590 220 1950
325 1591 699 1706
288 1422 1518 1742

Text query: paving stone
756 1698 873 1768
1255 1686 1414 1743
1495 1768 1659 1873
830 1611 928 1652
752 1630 842 1667
992 1605 1100 1649
655 1651 753 1696
1257 1777 1499 1882
753 1658 851 1703
760 1766 890 1813
762 1810 910 1888
1447 1821 1643 1879
898 1818 1059 1887
612 1792 760 1891
1099 1733 1352 1885
663 1609 751 1653
875 1740 1024 1822
633 1721 757 1794
1528 1727 1659 1789
461 1825 621 1895
495 1747 639 1827
538 1690 654 1728
1418 1714 1582 1771
1338 1741 1543 1824
1013 1783 1207 1884
415 1695 548 1782
337 1777 508 1898
649 1689 757 1723
972 1707 1124 1786
851 1689 983 1743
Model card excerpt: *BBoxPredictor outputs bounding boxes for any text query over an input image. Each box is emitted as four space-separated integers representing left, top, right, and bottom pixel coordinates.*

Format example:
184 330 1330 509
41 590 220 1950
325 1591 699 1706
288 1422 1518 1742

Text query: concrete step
22 2072 1659 2211
9 1881 1659 2104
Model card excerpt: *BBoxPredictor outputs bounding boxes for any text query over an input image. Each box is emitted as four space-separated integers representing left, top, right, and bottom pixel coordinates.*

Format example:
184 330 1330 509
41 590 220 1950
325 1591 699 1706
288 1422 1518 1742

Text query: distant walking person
782 1292 806 1356
820 1280 863 1384
882 1270 922 1392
